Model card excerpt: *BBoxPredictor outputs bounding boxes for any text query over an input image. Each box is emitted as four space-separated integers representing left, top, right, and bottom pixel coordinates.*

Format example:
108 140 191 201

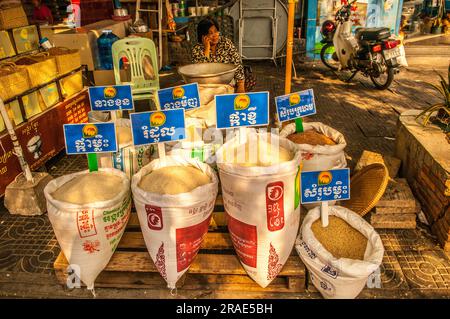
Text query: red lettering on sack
227 213 257 268
267 243 283 281
146 205 163 230
266 181 285 232
77 210 97 238
155 242 167 280
176 216 211 272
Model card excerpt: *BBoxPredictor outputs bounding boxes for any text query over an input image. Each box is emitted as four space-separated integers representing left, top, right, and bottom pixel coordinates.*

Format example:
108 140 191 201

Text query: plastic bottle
97 29 119 70
39 37 54 50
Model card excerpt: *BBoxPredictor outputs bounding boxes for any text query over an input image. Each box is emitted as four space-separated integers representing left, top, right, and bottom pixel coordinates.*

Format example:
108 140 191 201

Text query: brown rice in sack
280 122 347 172
296 205 384 299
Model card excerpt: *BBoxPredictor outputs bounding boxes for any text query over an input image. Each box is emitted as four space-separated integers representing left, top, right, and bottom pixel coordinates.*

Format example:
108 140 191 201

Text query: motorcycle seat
355 27 390 41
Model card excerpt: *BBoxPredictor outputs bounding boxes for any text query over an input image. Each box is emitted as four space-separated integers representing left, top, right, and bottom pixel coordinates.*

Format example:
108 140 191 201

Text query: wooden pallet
54 195 306 293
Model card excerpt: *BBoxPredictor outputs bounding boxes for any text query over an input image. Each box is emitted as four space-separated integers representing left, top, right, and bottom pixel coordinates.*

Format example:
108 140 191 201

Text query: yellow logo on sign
172 87 185 99
104 87 117 99
82 124 98 138
289 93 301 106
318 171 332 186
234 94 250 111
150 112 166 127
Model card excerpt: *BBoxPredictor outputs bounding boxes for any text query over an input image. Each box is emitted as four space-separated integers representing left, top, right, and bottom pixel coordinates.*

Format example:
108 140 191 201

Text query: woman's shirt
192 36 245 81
33 4 53 24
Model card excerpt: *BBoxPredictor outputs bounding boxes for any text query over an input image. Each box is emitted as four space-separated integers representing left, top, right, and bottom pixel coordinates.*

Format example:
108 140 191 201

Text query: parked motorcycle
320 0 401 90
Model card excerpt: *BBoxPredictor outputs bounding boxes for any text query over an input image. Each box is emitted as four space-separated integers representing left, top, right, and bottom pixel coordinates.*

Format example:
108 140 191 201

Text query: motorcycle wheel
370 54 394 90
320 43 340 71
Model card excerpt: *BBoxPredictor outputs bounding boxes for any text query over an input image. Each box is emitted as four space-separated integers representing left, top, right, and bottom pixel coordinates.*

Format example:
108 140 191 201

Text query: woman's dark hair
197 18 220 42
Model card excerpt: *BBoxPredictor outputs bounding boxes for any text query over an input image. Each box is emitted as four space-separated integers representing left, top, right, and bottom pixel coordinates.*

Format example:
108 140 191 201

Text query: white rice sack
296 205 384 299
216 131 302 288
44 168 131 290
131 156 219 289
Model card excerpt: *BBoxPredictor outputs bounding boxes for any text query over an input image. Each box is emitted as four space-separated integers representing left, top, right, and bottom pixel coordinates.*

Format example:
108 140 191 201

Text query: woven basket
341 163 390 217
0 62 30 101
15 53 58 88
0 5 28 30
60 71 83 98
48 47 81 75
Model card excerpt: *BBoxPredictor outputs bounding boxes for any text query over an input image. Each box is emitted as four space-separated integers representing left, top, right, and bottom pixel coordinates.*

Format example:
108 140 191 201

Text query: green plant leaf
426 81 446 98
416 103 447 126
440 80 450 105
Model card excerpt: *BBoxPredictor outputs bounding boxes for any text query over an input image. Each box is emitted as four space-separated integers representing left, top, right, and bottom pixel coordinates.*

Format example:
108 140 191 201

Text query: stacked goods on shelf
0 4 28 30
44 169 132 291
0 62 30 101
371 178 420 229
14 53 58 87
0 62 30 131
49 47 82 74
215 131 302 288
0 99 23 132
45 47 83 99
11 25 39 54
0 30 16 58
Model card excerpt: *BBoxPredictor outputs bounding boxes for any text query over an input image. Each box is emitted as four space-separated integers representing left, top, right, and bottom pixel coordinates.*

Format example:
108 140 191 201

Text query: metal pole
0 98 33 182
284 0 297 94
159 0 163 68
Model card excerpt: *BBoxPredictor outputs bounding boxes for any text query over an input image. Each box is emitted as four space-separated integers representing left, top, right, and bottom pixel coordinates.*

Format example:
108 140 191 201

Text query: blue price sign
88 85 134 111
158 83 200 110
275 89 316 122
300 168 350 204
63 122 118 155
130 109 186 146
215 92 269 129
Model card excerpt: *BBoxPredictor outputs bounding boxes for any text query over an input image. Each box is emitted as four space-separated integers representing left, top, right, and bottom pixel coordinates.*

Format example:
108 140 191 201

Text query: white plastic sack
296 206 384 299
216 131 302 288
187 84 234 127
97 118 154 180
397 45 408 67
44 168 131 290
280 122 347 172
131 156 219 289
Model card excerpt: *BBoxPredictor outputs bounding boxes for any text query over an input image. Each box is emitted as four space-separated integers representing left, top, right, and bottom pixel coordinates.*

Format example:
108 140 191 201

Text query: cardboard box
0 5 28 30
12 25 39 54
49 19 130 71
0 30 15 58
92 69 130 86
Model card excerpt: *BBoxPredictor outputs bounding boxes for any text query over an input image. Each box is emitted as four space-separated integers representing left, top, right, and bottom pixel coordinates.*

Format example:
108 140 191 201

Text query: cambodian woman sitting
191 18 246 93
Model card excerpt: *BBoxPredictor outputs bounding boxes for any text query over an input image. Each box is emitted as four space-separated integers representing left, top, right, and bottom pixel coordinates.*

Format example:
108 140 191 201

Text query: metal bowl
178 63 238 84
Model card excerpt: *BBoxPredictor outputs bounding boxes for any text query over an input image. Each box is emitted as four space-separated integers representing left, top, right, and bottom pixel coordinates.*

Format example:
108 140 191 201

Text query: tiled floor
0 62 449 298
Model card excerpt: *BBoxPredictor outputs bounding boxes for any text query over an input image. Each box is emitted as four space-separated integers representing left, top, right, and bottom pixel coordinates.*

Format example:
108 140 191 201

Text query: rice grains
311 216 368 260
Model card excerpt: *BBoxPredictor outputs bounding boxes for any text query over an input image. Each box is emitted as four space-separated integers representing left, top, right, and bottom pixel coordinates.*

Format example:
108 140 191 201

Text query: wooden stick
0 98 34 182
321 201 329 227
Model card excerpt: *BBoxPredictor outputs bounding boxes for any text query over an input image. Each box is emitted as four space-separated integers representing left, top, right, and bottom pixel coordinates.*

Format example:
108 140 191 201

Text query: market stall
3 1 448 301
0 2 88 198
